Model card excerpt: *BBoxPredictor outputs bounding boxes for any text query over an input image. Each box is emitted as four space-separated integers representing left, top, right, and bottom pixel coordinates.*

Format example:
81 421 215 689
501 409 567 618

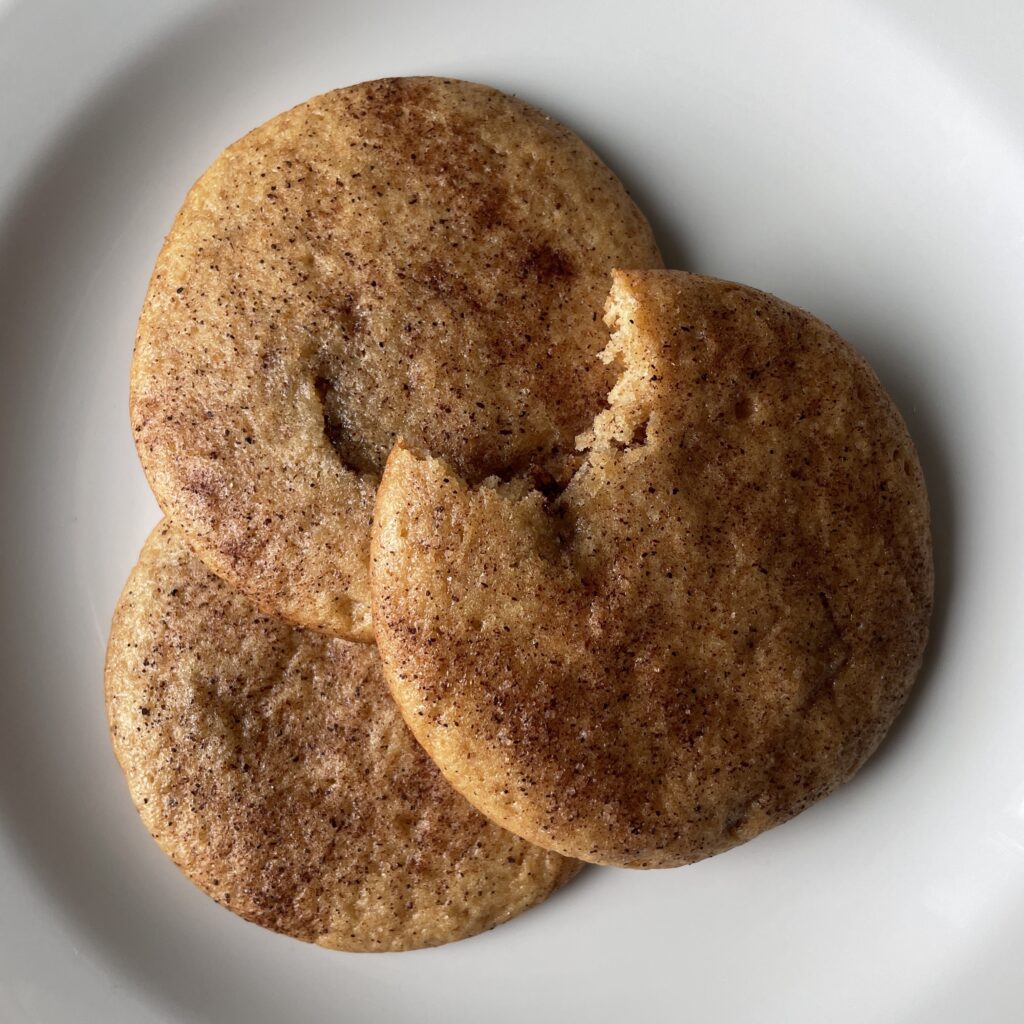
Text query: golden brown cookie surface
106 523 579 951
131 77 662 640
372 270 933 868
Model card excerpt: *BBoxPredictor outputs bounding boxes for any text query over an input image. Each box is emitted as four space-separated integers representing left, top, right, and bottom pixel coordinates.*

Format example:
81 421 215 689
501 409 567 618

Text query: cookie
106 523 579 951
131 77 663 641
371 270 934 868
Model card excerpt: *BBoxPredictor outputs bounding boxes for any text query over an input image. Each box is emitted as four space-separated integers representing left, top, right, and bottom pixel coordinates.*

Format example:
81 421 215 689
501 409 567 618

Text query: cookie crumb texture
106 524 579 951
130 77 662 641
372 270 934 868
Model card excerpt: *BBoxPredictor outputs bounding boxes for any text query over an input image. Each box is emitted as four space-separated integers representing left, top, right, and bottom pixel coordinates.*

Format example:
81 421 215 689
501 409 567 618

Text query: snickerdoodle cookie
106 523 579 951
371 270 933 868
131 77 662 641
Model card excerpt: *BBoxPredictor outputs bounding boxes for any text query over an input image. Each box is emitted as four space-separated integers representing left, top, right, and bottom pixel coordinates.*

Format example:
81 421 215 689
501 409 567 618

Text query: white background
1 1 1022 1020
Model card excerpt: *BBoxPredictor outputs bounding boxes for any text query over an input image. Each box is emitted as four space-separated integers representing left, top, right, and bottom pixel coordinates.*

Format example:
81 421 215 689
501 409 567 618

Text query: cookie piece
106 523 579 951
371 270 934 869
131 77 663 641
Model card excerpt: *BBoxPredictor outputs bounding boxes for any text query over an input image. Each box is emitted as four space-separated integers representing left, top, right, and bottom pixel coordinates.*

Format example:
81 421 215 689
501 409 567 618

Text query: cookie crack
312 374 381 477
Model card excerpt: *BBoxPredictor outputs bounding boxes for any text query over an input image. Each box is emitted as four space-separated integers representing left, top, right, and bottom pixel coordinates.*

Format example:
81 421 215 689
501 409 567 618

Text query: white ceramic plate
2 1 1023 1020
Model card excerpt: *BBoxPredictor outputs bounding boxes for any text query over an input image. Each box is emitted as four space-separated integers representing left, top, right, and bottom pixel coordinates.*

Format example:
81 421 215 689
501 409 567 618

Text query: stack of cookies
107 78 934 951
